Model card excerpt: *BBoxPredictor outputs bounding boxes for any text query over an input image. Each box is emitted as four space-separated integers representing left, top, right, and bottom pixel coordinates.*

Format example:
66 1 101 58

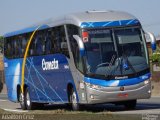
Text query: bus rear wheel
19 91 26 110
69 88 80 111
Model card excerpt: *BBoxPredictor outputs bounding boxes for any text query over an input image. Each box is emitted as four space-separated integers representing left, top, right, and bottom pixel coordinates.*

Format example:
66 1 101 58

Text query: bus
3 10 156 110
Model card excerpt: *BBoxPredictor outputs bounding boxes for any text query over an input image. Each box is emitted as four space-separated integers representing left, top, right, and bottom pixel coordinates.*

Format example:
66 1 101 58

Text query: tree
151 47 160 65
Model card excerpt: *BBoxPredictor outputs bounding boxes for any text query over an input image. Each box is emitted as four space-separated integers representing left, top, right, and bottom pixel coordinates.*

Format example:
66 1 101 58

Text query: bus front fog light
144 80 149 85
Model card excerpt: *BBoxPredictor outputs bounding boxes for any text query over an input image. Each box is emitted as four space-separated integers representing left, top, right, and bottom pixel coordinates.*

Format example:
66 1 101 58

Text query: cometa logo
42 58 59 70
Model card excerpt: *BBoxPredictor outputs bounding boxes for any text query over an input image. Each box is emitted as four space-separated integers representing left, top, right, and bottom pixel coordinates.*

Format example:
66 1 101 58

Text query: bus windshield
83 27 149 79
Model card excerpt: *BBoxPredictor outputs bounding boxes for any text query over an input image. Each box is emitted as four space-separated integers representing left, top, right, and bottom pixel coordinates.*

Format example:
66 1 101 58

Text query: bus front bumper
85 80 151 104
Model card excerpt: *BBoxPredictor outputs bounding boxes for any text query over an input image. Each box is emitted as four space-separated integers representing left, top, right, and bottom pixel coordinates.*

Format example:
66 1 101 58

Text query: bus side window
54 28 61 53
22 36 27 56
29 34 35 56
35 31 45 56
55 26 69 57
45 31 52 54
50 31 56 54
14 36 22 58
17 37 23 58
35 35 42 55
13 39 18 58
10 39 15 59
5 36 25 59
4 38 12 59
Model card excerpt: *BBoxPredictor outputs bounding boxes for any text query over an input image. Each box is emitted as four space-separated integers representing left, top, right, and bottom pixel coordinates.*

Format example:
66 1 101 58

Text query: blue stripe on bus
81 19 140 28
4 24 49 38
84 73 151 87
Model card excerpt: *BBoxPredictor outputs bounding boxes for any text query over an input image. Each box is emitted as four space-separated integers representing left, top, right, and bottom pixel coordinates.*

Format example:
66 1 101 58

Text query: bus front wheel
69 88 80 111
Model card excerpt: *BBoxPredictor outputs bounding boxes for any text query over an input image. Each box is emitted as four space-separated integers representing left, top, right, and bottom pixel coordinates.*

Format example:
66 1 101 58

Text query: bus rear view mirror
73 35 85 56
145 32 156 52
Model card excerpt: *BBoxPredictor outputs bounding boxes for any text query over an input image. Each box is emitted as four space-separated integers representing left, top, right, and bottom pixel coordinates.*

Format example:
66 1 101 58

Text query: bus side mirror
145 32 156 52
73 35 85 56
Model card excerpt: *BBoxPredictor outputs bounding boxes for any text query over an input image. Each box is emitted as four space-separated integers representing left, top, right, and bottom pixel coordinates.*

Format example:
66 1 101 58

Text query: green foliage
151 47 160 65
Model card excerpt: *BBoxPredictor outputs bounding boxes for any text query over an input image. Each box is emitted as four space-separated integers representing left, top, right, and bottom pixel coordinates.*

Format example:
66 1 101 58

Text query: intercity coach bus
3 10 156 110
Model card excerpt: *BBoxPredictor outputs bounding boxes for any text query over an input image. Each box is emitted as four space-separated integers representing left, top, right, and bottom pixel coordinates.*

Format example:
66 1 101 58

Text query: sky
0 0 160 36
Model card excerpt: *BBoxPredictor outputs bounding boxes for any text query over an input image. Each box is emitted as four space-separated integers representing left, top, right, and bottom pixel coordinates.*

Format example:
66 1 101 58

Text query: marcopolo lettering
42 58 59 70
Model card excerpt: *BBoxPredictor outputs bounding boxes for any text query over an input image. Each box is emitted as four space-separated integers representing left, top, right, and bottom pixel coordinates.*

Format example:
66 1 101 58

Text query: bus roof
4 10 140 38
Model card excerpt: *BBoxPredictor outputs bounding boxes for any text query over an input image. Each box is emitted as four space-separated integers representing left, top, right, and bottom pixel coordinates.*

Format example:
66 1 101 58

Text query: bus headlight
144 79 149 85
86 83 102 89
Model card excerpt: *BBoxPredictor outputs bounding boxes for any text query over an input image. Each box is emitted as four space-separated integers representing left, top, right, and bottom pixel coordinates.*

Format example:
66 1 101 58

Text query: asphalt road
0 93 160 115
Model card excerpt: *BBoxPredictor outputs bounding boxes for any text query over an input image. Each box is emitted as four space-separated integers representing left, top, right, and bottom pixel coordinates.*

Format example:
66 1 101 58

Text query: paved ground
152 81 160 96
0 93 160 115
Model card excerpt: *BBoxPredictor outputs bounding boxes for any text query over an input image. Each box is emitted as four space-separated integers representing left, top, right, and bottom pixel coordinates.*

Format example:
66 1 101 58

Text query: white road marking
3 108 28 113
0 99 7 102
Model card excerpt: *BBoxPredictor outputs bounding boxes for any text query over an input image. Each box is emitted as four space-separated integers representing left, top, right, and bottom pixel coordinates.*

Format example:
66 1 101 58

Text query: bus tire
19 92 26 110
70 88 80 111
124 100 137 110
25 87 36 110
